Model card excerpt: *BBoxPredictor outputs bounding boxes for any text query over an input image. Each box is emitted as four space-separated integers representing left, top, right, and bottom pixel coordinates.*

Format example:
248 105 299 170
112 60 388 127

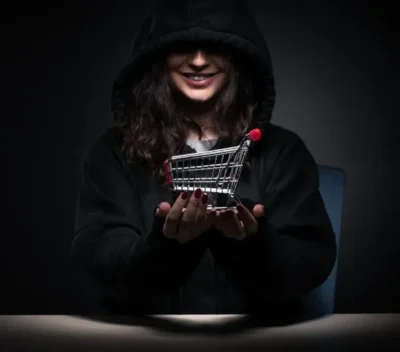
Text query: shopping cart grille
163 129 262 207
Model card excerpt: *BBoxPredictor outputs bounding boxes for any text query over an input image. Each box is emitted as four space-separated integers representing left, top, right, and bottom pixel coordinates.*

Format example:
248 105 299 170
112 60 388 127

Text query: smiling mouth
180 72 218 81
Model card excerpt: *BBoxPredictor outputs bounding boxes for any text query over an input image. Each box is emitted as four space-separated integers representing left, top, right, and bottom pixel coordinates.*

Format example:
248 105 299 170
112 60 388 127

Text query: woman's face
167 49 228 102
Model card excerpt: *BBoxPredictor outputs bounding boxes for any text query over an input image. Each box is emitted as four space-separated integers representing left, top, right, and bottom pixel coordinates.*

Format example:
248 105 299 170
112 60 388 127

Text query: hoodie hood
111 0 276 127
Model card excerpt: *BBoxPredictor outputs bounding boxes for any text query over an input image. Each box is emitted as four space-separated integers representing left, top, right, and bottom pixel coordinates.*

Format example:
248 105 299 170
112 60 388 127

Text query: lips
180 72 219 87
181 72 217 79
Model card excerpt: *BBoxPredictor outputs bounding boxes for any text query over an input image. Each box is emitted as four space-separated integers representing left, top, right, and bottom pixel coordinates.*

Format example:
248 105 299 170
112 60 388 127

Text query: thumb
252 204 265 218
155 202 171 218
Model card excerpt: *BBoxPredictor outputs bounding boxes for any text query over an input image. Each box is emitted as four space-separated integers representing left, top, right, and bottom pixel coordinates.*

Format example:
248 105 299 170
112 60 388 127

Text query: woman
71 0 336 316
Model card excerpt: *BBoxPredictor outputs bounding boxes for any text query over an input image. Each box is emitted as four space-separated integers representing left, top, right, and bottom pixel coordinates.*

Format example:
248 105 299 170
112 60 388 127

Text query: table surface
0 314 399 351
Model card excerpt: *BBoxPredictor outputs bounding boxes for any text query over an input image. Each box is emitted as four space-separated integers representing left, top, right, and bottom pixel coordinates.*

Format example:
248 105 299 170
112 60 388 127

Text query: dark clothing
72 125 336 315
71 0 336 315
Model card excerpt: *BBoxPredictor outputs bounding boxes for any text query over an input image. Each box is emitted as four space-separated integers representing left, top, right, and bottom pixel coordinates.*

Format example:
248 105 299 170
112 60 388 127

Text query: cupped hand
156 189 216 244
214 203 265 240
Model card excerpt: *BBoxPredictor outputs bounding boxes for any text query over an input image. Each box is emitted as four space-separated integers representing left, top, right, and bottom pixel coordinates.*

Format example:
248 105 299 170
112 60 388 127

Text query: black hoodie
71 0 336 316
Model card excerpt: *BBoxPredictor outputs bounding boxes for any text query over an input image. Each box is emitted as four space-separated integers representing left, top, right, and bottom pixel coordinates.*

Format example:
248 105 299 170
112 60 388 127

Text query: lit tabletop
0 314 399 350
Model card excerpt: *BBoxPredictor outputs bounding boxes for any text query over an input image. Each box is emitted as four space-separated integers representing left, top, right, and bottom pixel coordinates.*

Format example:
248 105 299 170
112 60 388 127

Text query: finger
219 209 246 239
180 188 202 224
164 192 188 238
214 209 232 230
195 192 209 223
167 192 189 220
229 211 247 239
253 204 265 218
201 208 216 232
155 202 171 218
177 188 203 237
187 194 210 238
236 204 258 235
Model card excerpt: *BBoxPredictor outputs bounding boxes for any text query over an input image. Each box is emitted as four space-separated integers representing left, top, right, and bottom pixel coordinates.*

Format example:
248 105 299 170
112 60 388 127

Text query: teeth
190 76 206 81
182 73 216 81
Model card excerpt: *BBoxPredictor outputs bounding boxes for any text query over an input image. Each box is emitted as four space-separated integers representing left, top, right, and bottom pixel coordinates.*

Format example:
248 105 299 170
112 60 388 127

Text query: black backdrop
3 0 399 313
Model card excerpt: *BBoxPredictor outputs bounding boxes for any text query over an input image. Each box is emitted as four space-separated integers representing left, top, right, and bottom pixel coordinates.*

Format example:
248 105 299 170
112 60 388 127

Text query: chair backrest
302 165 345 318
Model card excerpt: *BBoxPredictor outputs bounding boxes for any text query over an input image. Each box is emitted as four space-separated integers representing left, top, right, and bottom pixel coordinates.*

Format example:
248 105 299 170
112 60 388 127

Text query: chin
186 94 214 102
182 89 218 103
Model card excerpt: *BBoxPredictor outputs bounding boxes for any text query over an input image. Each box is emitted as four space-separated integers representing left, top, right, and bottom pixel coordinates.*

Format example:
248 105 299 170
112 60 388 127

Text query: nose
188 50 209 69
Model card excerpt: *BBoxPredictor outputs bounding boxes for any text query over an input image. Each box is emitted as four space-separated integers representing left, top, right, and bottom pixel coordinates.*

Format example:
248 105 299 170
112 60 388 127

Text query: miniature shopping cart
163 128 262 210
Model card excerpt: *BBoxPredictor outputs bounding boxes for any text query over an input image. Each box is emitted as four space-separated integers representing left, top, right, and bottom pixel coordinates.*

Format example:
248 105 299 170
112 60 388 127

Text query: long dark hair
114 52 257 170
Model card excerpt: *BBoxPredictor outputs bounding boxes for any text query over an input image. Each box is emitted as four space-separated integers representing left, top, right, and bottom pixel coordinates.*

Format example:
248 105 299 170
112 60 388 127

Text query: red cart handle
248 128 262 142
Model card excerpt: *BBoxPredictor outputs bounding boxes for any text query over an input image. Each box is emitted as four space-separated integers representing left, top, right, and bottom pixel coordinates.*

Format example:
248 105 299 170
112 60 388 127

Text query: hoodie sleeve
209 132 337 302
71 133 206 303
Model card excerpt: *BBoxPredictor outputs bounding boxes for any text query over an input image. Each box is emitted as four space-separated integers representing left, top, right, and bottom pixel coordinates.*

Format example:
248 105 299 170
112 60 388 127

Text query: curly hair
114 53 258 171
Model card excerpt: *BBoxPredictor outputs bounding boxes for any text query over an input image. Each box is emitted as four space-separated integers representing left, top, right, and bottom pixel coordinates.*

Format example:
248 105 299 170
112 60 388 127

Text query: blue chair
302 165 346 318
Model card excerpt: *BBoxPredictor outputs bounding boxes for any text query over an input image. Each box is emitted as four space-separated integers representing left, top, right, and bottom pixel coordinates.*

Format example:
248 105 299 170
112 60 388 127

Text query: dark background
2 0 399 313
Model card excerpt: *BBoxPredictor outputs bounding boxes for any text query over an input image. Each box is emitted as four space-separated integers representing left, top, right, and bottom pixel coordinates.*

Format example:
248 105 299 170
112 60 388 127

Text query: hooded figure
72 0 336 317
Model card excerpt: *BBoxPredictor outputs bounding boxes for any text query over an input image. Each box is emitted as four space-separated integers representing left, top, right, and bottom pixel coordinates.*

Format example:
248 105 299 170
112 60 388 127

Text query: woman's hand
214 203 265 240
156 189 216 244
